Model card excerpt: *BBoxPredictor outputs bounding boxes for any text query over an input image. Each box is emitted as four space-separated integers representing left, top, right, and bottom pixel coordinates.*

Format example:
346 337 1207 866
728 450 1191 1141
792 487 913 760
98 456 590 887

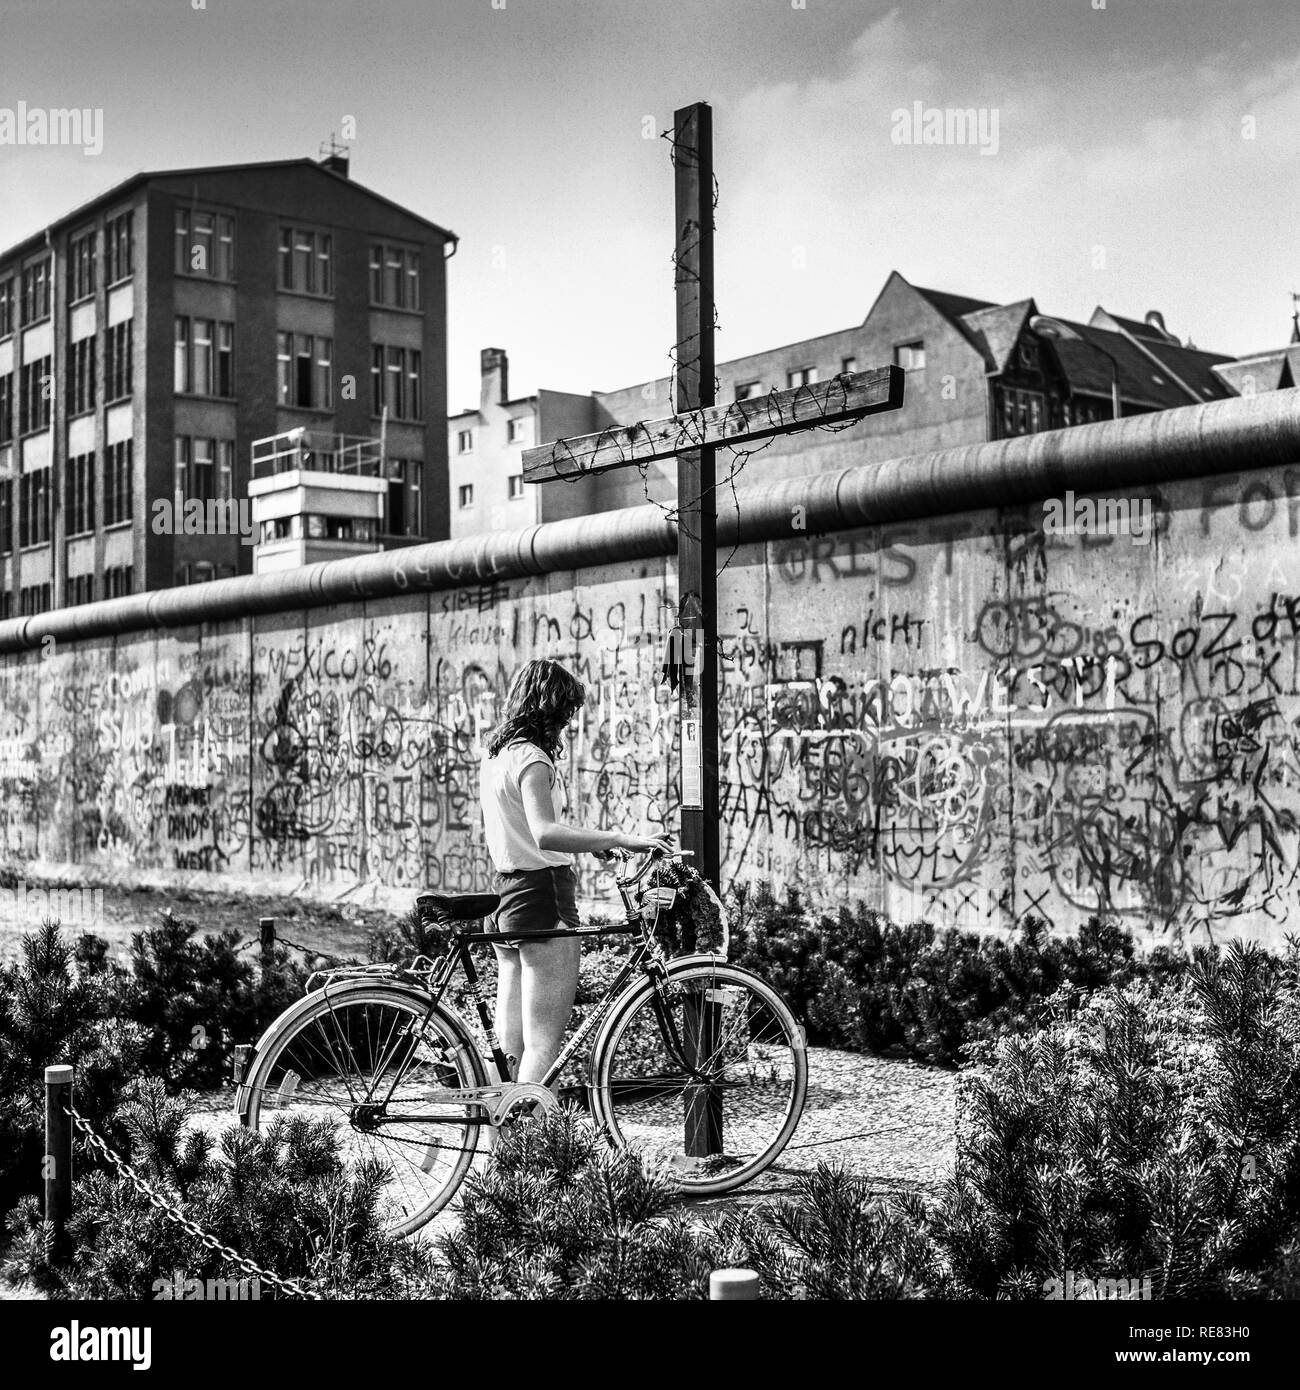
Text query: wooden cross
522 102 904 1157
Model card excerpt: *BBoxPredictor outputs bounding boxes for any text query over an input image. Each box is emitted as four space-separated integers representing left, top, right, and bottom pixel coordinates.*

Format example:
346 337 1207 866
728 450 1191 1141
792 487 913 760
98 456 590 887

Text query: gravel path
188 1043 956 1226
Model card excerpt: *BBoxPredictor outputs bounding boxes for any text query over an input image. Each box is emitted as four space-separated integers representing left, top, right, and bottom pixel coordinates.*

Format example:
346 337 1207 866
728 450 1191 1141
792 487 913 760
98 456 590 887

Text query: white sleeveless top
479 740 573 871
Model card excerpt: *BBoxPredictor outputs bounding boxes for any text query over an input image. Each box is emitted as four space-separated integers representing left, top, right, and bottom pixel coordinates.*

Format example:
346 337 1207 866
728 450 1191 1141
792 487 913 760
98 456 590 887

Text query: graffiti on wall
3 469 1300 943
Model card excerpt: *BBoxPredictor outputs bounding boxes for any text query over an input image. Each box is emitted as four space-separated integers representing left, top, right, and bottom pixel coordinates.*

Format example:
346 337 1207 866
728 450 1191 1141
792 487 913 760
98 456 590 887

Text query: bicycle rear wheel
241 983 487 1238
589 960 806 1195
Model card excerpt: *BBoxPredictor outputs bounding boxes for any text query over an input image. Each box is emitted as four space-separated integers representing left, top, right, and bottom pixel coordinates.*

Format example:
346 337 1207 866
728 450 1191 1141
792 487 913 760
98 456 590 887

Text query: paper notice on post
681 717 702 809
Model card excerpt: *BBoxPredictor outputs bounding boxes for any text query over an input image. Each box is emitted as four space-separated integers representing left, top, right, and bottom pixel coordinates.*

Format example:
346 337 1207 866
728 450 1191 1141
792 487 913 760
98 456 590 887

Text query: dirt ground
0 882 391 966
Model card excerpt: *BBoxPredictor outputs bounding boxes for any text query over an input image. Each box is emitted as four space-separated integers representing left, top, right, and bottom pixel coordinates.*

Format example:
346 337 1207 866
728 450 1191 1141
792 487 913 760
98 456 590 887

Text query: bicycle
233 847 807 1238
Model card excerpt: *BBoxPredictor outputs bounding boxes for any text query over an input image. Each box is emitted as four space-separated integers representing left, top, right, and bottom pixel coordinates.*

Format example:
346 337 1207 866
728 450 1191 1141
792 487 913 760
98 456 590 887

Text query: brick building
0 154 455 615
449 270 1239 535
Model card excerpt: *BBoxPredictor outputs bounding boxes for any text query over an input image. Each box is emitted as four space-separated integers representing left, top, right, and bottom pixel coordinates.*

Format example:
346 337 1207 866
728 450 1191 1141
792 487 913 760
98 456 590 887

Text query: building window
176 561 218 586
371 345 422 420
370 243 422 309
67 338 97 417
276 331 333 408
458 484 474 508
175 317 233 397
105 439 133 525
69 231 97 303
66 451 96 535
21 260 51 324
841 356 858 375
217 322 234 397
507 416 529 444
105 320 133 402
385 457 422 537
175 207 236 280
0 278 14 337
19 466 51 546
894 341 926 371
787 366 818 388
457 428 473 453
279 227 332 295
175 436 233 502
507 474 524 500
303 514 373 542
0 372 12 445
0 479 11 553
735 380 763 401
996 384 1047 438
67 574 96 606
105 212 133 284
20 357 52 434
104 564 132 598
20 583 52 616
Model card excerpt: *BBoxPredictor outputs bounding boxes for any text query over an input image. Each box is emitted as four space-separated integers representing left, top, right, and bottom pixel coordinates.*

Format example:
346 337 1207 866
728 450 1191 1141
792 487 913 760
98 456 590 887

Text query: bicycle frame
336 852 698 1128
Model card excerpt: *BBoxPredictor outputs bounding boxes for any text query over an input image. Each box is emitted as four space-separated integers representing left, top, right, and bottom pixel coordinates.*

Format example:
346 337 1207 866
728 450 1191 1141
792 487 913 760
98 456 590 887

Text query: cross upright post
672 101 719 910
672 102 723 1158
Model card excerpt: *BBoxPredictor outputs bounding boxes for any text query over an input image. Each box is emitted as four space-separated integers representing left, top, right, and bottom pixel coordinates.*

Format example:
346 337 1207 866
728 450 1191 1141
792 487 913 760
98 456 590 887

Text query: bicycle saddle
416 892 501 922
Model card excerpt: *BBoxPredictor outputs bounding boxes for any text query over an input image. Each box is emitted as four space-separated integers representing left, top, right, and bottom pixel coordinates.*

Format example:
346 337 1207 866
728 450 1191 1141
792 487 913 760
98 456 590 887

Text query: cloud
712 6 1300 359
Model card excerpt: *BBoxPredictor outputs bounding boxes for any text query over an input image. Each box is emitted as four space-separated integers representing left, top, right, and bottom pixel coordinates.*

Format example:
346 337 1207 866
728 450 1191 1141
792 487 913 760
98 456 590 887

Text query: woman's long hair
485 659 586 763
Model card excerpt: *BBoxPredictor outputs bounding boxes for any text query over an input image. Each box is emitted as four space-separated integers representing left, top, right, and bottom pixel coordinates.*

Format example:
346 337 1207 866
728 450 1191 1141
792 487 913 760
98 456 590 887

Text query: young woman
478 658 672 1088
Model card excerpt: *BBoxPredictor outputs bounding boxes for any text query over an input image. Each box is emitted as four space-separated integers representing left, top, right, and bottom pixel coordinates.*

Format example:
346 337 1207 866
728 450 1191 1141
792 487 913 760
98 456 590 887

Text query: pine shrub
2 1077 424 1300
927 941 1300 1298
725 880 1194 1066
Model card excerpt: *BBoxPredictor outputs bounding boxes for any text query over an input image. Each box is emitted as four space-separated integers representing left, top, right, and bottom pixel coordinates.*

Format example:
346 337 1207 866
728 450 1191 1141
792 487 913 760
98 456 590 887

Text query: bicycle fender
233 980 478 1126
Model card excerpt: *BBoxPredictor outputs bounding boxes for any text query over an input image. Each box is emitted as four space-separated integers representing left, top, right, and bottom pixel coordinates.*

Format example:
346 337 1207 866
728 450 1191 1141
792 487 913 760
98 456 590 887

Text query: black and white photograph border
0 0 1297 1368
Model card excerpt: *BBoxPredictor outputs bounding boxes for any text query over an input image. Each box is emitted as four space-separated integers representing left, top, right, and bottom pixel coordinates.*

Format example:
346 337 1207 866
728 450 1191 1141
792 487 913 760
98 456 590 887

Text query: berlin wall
4 393 1300 947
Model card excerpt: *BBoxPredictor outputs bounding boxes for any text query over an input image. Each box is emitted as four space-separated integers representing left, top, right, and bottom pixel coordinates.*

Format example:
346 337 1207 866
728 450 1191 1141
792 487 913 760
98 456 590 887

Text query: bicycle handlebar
606 845 691 886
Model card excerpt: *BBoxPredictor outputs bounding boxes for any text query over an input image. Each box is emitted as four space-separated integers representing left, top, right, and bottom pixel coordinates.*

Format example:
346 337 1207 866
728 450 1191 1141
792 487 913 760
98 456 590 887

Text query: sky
1 0 1298 412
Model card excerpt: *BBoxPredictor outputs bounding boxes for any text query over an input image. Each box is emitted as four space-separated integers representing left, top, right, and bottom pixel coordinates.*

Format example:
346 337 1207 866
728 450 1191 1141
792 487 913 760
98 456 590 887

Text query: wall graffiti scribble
5 487 1300 947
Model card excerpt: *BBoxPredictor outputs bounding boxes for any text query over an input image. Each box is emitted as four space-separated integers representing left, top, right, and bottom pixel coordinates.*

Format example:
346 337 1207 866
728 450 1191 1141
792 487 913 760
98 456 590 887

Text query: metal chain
65 1102 324 1300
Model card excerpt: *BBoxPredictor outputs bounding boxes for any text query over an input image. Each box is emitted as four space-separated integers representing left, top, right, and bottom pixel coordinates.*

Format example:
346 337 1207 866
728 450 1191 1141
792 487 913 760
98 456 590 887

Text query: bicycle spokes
593 965 805 1192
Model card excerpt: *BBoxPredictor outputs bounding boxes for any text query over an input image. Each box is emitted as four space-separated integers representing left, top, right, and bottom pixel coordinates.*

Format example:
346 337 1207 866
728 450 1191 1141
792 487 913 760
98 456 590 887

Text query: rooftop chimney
481 348 509 408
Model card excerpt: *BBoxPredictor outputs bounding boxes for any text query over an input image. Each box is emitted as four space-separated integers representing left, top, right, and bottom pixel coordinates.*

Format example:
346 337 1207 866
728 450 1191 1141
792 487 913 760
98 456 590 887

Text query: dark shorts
487 865 581 945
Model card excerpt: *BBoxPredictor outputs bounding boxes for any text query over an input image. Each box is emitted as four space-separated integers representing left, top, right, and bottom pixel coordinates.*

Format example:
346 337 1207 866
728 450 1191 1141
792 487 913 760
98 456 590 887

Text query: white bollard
709 1267 760 1300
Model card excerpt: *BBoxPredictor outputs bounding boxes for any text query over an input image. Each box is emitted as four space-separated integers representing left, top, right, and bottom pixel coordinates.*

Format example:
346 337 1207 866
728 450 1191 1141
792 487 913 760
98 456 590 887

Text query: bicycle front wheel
589 960 807 1195
242 983 487 1238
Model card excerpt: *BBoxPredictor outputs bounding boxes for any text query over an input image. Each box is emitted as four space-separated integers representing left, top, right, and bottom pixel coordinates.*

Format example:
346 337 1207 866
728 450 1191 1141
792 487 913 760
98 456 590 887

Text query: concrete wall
4 399 1300 945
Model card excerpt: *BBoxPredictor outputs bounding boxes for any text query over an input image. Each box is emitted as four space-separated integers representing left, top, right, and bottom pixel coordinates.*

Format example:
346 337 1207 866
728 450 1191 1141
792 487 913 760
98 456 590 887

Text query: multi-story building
0 153 455 615
450 271 1239 534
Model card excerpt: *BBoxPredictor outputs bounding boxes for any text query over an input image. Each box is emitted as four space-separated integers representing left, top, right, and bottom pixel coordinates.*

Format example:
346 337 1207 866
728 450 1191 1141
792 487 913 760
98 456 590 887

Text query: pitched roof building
449 271 1242 535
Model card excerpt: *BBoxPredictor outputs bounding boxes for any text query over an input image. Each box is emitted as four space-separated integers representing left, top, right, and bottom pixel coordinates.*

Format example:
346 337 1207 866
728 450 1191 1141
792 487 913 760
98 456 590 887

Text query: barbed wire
65 1101 323 1300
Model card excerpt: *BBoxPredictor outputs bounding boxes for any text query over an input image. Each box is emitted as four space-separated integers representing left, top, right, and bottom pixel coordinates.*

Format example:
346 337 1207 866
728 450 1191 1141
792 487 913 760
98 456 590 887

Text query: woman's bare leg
515 934 581 1087
491 943 523 1079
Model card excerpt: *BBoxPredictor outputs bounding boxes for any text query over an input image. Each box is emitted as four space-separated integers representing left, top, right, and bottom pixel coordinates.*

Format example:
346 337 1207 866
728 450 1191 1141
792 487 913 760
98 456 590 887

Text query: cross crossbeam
521 366 904 483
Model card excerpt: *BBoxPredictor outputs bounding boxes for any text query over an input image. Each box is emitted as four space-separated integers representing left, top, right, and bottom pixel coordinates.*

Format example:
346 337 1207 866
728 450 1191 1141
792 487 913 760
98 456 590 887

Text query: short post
709 1268 759 1301
259 917 275 984
44 1064 74 1266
